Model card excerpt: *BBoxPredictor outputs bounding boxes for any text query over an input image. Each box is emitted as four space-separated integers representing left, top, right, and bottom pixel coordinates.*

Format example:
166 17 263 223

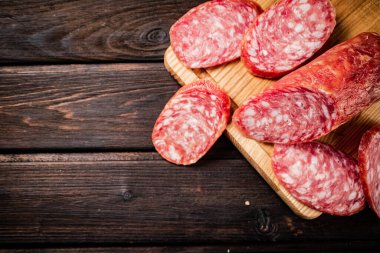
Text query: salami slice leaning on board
241 0 336 78
152 80 230 165
273 142 365 216
233 32 380 144
170 0 262 69
358 125 380 218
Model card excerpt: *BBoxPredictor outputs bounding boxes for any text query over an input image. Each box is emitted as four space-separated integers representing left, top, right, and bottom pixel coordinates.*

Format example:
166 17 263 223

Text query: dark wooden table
0 1 379 252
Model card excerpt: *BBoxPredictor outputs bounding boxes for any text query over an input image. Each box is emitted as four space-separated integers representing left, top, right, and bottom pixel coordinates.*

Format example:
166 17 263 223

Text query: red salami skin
358 125 380 218
273 142 365 216
170 0 262 69
241 0 336 78
152 80 230 165
233 32 380 144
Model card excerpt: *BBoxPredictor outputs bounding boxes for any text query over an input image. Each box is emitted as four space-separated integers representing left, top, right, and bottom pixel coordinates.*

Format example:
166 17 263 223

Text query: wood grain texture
0 153 379 246
0 63 185 150
0 0 205 63
0 62 238 156
0 63 169 150
1 241 380 252
164 0 380 218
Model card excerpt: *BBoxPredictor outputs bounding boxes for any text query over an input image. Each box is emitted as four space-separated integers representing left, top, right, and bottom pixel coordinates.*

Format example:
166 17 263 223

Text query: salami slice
273 142 365 216
152 80 230 165
233 32 380 144
170 0 262 68
241 0 336 78
358 125 380 218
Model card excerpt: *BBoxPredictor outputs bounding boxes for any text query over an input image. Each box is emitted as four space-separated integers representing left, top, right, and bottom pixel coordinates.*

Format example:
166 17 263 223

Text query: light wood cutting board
164 0 380 219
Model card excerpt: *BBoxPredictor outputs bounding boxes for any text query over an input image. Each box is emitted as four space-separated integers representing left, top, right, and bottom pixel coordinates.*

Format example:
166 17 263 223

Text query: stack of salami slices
153 0 380 218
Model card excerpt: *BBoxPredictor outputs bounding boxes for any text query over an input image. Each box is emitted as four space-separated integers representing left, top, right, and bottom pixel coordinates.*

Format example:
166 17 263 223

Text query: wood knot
145 28 168 44
254 208 279 240
122 190 134 202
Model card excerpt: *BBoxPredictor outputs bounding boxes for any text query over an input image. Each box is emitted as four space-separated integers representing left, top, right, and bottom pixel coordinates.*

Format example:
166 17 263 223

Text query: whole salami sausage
233 32 380 144
170 0 262 68
273 142 365 216
241 0 336 78
358 125 380 218
152 80 230 165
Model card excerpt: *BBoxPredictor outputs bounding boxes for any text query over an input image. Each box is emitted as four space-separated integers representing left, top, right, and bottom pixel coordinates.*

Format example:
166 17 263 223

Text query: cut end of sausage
170 0 262 68
152 80 230 165
241 0 336 78
232 87 337 144
273 142 365 216
358 125 380 218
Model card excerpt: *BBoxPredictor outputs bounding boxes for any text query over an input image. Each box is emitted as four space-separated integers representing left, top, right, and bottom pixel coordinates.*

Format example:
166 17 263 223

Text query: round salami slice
233 32 380 144
232 87 337 143
241 0 336 78
170 0 262 68
358 125 380 218
273 142 365 216
152 80 230 165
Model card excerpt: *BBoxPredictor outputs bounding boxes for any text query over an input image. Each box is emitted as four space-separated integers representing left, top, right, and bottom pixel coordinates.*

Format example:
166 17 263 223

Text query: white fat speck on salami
358 125 380 218
152 80 230 165
273 142 365 216
241 0 336 78
170 0 262 68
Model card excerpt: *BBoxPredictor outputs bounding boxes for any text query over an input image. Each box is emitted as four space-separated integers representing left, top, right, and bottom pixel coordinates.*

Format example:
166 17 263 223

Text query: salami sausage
233 32 380 144
152 80 230 165
358 125 380 218
273 142 365 216
170 0 262 68
241 0 336 78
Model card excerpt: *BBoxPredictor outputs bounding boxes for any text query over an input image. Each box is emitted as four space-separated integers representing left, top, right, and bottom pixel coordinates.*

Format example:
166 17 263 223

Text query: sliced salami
152 80 230 165
273 142 365 216
233 32 380 144
358 125 380 218
241 0 336 78
170 0 262 68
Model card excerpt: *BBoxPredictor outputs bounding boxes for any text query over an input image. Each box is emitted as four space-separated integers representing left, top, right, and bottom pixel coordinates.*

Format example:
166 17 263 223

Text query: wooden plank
0 0 207 64
164 0 380 219
1 240 380 252
0 153 379 245
0 63 169 150
0 63 233 151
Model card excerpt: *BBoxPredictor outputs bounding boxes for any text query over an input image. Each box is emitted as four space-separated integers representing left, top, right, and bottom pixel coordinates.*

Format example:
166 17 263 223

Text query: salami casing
241 0 336 78
170 0 262 68
233 32 380 144
358 125 380 218
152 80 230 165
273 142 365 216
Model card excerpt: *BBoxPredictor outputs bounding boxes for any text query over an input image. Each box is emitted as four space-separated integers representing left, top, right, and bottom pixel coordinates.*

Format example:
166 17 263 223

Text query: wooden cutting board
164 0 380 219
